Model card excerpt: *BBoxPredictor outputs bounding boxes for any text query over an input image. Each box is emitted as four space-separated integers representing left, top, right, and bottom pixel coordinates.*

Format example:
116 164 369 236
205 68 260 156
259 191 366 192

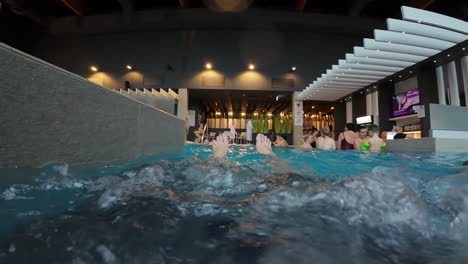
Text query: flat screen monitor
392 89 420 117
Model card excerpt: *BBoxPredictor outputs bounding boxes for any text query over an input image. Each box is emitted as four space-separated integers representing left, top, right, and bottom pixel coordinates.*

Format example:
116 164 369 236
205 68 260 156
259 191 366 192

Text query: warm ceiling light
205 63 212 69
248 64 255 70
215 112 221 116
241 112 246 116
90 66 99 72
447 54 450 57
267 113 273 117
254 112 259 116
330 106 335 110
312 106 315 109
228 111 233 116
126 65 133 70
291 66 297 71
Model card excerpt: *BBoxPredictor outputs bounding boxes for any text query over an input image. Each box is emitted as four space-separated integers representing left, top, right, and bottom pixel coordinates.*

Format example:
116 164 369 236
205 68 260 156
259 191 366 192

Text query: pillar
436 66 446 105
447 61 460 106
461 56 468 106
177 88 188 141
366 93 372 116
371 91 379 126
346 101 353 124
292 92 303 145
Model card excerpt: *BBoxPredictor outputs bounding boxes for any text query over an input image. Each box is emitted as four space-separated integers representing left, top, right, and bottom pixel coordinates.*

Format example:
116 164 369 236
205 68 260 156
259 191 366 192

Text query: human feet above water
256 134 274 155
212 134 230 158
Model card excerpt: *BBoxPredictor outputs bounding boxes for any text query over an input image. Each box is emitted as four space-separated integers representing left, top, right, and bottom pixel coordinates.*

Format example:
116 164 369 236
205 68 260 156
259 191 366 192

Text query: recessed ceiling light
126 65 133 70
90 66 99 72
434 60 437 63
248 64 255 70
205 63 213 69
410 70 413 73
447 54 450 57
291 66 297 71
463 47 466 51
399 75 402 77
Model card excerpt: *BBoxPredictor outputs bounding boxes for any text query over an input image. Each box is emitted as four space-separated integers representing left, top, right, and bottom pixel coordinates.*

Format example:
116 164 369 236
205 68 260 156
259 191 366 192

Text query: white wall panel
401 6 468 34
346 101 353 123
387 18 468 43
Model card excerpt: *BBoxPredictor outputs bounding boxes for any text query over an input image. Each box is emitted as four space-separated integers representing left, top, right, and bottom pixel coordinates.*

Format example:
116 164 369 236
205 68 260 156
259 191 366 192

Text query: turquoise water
1 144 468 263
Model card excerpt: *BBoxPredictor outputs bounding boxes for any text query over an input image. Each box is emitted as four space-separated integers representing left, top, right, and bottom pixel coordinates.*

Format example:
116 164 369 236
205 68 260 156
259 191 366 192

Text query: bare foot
212 134 230 158
256 134 274 155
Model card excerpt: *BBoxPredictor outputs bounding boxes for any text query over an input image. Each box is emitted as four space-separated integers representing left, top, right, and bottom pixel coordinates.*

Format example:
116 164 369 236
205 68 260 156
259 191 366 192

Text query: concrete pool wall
0 43 184 168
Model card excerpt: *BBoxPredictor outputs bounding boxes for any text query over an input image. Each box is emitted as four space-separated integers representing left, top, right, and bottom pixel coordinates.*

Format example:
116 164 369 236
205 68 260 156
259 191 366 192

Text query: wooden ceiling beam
59 0 85 16
296 0 308 12
408 0 434 9
179 0 188 8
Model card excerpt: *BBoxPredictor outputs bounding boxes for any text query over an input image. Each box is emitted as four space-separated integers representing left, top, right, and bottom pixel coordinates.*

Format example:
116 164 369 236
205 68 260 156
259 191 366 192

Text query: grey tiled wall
0 43 184 168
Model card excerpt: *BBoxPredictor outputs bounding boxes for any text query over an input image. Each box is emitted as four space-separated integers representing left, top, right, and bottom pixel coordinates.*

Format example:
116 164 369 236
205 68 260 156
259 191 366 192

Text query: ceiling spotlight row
205 62 296 72
90 63 298 72
90 65 134 72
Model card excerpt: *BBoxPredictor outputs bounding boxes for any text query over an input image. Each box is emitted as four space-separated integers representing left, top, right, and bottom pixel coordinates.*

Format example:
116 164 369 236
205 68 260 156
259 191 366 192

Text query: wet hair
358 125 367 131
370 124 379 134
321 126 330 137
345 123 355 132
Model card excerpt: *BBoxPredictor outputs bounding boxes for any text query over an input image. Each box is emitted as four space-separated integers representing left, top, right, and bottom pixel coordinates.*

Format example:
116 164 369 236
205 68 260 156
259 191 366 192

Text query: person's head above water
368 125 380 137
321 126 331 137
358 126 368 139
345 123 355 132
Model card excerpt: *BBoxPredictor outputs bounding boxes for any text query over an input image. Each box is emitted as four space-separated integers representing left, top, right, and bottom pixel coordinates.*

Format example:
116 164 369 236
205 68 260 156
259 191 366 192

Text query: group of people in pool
211 123 386 158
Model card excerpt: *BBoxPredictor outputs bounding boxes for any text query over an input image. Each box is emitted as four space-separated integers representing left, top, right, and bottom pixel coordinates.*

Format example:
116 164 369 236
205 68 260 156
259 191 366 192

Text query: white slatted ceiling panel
298 6 468 101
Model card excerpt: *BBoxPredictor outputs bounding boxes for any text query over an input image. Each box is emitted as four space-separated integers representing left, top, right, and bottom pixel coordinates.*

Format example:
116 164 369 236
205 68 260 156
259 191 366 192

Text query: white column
366 93 372 116
447 61 460 106
461 56 468 106
177 88 188 141
436 66 446 105
292 92 303 145
371 91 379 126
346 101 353 124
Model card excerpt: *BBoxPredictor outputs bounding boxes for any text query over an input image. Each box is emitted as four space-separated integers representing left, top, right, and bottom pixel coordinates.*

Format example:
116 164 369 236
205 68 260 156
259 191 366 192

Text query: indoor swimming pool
1 145 468 263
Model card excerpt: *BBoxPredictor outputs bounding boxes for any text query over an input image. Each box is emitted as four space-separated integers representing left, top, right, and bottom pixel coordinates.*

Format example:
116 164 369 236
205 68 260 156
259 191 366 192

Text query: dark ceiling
2 0 467 21
189 89 292 116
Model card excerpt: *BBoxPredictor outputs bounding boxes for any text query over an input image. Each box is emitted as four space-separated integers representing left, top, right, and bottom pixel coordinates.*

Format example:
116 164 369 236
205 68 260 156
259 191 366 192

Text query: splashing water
1 145 468 263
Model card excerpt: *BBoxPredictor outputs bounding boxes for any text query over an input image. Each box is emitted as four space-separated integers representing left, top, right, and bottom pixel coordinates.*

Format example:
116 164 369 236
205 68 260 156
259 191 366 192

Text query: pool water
1 144 468 263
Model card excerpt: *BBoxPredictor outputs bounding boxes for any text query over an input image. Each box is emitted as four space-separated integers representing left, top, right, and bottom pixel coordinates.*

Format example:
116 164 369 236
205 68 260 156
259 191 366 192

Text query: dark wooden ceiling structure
189 89 292 117
2 0 467 23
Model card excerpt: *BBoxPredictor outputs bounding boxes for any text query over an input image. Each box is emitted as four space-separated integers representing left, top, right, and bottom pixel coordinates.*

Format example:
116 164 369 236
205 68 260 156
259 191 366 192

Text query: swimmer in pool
212 134 273 158
354 126 368 151
273 136 288 147
367 125 385 152
301 135 314 149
